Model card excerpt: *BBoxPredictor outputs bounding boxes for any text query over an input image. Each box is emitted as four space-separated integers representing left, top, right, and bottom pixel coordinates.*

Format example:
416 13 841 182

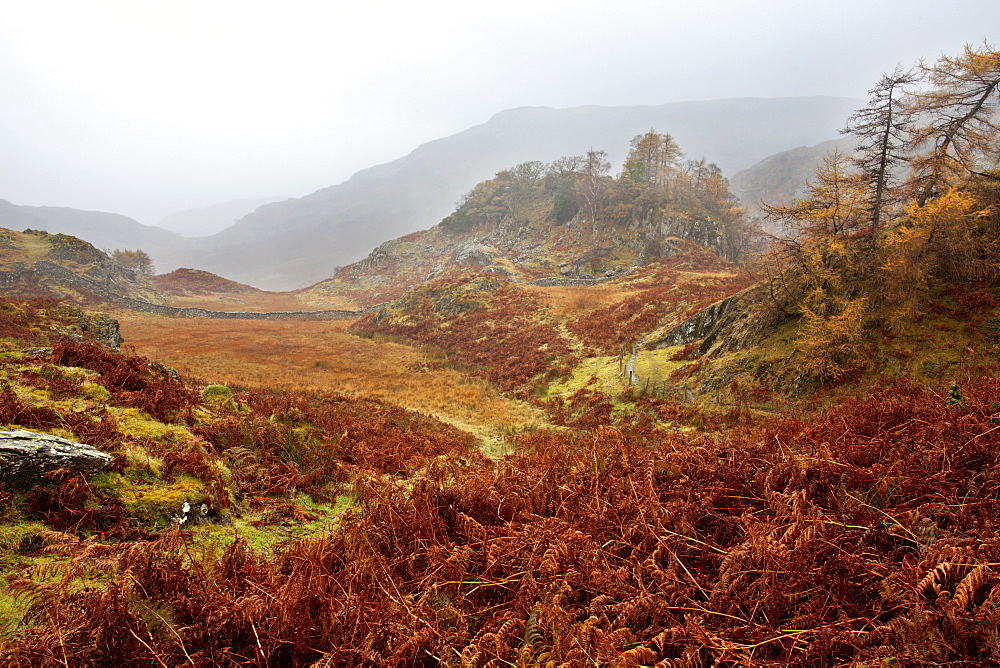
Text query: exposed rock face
453 242 501 266
654 296 739 350
77 312 123 352
0 430 112 481
650 284 773 358
49 304 123 352
651 216 723 255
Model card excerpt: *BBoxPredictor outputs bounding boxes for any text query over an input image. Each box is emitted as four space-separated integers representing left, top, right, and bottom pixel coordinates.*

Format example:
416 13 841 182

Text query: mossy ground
185 493 356 555
631 347 687 386
0 335 366 639
0 523 61 639
544 355 624 399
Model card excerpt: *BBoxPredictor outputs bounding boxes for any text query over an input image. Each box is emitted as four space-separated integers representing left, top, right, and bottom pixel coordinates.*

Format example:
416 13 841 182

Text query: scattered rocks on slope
454 242 501 266
0 430 112 481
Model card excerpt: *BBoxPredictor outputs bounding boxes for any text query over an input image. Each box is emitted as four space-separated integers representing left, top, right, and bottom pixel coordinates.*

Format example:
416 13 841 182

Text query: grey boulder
0 430 112 481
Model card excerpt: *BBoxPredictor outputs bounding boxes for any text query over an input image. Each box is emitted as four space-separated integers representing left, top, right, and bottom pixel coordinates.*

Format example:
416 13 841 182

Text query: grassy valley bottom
2 299 1000 665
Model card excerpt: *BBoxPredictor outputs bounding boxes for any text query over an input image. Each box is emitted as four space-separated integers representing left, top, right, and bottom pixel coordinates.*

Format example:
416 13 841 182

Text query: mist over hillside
157 198 281 237
176 97 860 290
0 97 860 290
0 199 185 260
730 136 857 221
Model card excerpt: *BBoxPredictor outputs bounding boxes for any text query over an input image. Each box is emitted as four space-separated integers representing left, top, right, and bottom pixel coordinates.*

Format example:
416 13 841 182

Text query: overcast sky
0 0 996 225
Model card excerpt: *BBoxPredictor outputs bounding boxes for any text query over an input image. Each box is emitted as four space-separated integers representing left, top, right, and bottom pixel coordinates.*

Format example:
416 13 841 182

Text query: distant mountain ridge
178 97 861 290
1 97 862 290
157 198 281 237
0 199 184 259
730 137 857 221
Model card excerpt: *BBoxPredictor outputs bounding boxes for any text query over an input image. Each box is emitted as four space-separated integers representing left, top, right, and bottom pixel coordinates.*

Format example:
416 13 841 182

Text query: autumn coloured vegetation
152 268 263 298
564 245 751 357
0 44 1000 665
5 305 1000 663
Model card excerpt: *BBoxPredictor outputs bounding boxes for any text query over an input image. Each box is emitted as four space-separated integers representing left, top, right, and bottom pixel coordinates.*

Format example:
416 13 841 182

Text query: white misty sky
0 0 996 224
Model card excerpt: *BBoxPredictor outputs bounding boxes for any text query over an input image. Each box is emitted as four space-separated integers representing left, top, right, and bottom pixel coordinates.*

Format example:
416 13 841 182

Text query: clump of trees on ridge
110 248 155 277
440 131 750 261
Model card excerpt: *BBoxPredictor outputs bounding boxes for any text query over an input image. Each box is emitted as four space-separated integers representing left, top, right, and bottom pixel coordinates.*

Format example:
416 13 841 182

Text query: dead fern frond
460 644 483 667
917 561 966 601
455 511 489 541
952 563 991 611
913 516 938 551
6 579 62 624
308 652 337 668
615 644 658 666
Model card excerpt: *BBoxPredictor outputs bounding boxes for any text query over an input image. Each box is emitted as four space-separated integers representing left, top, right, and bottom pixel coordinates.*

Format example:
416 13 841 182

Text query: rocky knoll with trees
307 129 750 308
168 97 860 290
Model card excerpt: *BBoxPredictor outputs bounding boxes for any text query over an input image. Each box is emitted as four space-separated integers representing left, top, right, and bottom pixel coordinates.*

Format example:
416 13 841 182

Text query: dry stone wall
16 261 383 319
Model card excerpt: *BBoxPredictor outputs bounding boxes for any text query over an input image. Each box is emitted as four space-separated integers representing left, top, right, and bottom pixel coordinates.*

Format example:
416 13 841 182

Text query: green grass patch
200 384 233 403
545 356 624 398
112 407 194 442
0 521 52 638
632 347 687 384
186 493 356 555
91 472 206 531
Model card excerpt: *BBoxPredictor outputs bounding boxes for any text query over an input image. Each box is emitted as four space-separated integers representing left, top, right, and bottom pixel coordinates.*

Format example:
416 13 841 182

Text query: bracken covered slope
4 293 1000 663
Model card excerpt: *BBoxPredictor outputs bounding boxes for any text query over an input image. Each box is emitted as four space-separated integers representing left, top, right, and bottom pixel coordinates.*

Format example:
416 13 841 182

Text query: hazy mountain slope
729 137 857 215
0 199 187 263
157 197 280 237
183 97 860 290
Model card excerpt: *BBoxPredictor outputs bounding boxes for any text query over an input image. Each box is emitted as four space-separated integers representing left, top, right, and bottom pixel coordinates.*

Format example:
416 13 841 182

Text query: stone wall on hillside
527 277 607 287
18 260 383 319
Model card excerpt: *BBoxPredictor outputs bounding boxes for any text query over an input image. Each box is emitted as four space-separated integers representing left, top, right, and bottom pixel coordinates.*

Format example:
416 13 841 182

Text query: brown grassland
115 311 547 446
157 292 314 312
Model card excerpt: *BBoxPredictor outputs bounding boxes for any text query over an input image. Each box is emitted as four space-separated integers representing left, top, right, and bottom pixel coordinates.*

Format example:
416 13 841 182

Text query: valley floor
117 311 548 450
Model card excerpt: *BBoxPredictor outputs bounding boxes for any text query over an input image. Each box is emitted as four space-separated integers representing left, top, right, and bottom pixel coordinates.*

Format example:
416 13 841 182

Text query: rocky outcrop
453 242 501 266
73 312 123 351
0 430 112 481
653 296 739 350
528 277 607 287
47 304 123 351
650 284 771 357
652 216 723 257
